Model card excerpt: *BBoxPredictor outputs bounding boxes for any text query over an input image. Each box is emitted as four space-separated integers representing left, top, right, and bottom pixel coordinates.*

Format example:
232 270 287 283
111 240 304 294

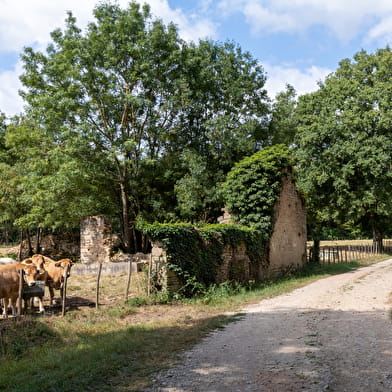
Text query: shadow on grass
0 311 245 392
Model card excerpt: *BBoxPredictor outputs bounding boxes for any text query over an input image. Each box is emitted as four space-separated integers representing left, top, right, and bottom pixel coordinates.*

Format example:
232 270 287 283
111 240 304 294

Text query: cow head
55 258 74 279
23 254 46 273
21 264 41 287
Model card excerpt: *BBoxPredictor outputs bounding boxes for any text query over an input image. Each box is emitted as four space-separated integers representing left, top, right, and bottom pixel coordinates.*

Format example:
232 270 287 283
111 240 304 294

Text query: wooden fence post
124 258 132 302
147 253 153 296
61 263 70 317
96 262 103 309
18 269 23 317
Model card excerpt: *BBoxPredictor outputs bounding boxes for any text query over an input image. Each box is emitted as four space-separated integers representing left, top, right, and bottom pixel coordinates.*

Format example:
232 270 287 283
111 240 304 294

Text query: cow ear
23 258 33 264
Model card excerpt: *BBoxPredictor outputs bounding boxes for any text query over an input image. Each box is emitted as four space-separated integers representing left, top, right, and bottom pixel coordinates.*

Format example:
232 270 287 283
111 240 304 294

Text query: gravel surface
146 258 392 391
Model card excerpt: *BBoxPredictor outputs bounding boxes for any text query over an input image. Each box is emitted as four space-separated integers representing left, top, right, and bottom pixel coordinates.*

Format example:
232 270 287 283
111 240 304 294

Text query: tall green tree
294 48 392 248
269 84 297 145
20 1 270 249
172 40 269 221
20 3 188 251
0 116 116 236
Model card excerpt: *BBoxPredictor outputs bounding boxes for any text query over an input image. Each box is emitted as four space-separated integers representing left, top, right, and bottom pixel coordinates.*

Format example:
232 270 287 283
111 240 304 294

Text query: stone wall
267 173 307 276
80 215 112 264
216 243 251 284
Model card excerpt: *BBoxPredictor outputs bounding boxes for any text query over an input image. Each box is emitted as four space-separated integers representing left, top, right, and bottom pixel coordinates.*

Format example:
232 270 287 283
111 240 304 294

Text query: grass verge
0 254 390 392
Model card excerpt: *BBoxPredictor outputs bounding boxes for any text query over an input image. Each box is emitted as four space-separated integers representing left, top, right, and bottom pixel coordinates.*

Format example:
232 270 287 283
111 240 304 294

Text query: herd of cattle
0 254 74 318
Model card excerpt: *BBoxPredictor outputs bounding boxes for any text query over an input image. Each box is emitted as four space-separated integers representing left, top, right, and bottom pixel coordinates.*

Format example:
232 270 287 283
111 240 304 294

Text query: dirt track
146 258 392 391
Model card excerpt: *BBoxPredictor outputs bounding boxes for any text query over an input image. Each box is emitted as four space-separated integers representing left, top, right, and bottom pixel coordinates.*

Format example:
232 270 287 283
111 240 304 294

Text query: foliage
294 47 392 245
221 144 293 236
18 1 270 250
137 220 264 296
268 84 298 145
0 116 115 231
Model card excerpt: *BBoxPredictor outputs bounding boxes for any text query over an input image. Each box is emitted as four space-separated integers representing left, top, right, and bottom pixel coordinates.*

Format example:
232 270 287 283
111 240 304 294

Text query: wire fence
307 240 392 264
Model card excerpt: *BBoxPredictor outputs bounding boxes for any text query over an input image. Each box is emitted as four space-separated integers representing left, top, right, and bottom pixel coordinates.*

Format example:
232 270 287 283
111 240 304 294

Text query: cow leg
23 298 29 313
9 297 17 316
36 296 45 314
48 286 55 305
1 298 7 318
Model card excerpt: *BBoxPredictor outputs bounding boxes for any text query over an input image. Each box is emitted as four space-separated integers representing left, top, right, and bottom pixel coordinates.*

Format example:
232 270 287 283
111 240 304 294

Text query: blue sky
1 0 391 117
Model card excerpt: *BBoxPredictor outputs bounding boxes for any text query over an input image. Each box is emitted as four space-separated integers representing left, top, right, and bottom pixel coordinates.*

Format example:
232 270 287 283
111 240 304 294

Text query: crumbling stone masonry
80 215 112 264
268 173 307 276
80 173 306 291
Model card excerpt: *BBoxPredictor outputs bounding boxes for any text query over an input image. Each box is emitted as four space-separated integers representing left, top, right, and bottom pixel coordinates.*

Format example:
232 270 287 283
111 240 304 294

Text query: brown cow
22 254 46 273
36 255 74 305
0 263 42 317
21 254 49 313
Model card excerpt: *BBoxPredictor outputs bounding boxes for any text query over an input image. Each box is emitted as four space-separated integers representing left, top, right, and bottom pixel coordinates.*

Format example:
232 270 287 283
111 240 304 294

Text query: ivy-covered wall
138 167 307 294
138 221 265 295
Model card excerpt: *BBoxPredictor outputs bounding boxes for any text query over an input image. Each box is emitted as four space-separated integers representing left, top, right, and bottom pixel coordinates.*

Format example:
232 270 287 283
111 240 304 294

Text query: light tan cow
22 254 47 273
35 255 74 305
0 263 42 317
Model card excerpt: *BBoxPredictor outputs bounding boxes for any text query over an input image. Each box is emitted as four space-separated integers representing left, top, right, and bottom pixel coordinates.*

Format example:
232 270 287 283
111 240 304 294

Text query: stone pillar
268 174 307 276
80 216 112 264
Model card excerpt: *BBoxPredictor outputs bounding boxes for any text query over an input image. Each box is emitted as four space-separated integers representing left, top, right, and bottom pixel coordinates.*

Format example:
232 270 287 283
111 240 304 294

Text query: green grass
0 254 390 392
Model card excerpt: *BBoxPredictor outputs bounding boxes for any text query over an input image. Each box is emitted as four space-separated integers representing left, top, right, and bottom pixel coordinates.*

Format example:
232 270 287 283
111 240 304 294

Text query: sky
0 0 391 117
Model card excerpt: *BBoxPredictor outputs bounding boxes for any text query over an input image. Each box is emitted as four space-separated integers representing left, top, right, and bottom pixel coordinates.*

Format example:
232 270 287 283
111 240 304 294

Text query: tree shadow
144 307 392 392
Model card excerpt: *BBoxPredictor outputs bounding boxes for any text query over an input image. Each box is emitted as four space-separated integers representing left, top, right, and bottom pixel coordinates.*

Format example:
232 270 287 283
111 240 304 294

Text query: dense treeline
0 1 391 252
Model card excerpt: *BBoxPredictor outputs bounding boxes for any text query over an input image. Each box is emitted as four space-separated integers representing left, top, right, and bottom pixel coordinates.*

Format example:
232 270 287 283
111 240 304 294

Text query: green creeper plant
221 144 293 239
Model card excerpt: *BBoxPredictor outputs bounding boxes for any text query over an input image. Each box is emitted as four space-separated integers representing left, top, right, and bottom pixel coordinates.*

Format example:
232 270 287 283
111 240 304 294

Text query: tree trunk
26 229 33 256
17 230 23 261
312 238 320 263
372 225 383 253
35 227 42 254
120 181 132 254
310 227 321 263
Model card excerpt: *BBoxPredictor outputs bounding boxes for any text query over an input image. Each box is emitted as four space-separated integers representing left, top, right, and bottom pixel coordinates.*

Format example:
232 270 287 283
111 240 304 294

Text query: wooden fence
307 240 392 264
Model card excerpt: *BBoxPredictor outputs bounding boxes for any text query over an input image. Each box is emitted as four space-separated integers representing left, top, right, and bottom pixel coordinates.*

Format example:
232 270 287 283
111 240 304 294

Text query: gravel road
146 258 392 392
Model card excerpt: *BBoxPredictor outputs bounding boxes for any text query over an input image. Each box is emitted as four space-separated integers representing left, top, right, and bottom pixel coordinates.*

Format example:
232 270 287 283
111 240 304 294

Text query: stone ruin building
79 172 307 292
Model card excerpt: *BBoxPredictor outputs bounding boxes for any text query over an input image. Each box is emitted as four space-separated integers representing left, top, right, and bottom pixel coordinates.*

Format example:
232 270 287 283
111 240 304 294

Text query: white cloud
217 0 392 44
141 0 217 40
0 0 97 52
264 63 332 99
367 15 392 45
0 0 217 116
0 61 24 117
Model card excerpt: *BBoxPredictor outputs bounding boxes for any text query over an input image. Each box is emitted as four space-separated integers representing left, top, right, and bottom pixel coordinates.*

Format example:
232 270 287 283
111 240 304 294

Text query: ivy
137 220 265 296
221 144 293 239
137 145 293 295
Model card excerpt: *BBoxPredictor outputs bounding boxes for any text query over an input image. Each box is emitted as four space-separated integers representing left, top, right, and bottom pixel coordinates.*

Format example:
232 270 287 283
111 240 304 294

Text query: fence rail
307 240 392 264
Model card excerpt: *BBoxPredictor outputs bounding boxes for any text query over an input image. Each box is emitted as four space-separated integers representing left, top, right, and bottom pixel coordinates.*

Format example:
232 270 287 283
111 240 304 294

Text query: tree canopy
17 1 269 250
294 47 392 245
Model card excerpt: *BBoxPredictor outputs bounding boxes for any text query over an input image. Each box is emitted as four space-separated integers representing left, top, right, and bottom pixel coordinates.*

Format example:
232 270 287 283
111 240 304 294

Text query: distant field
307 239 375 246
